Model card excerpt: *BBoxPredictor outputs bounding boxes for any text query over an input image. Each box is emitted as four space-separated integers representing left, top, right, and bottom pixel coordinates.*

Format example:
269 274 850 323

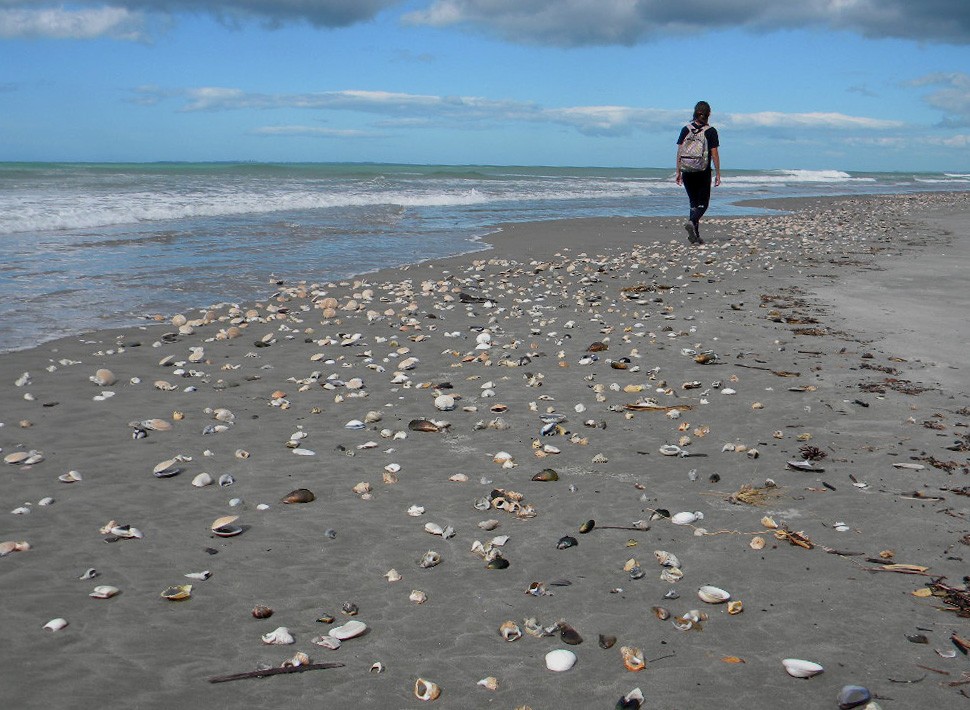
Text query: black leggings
682 170 712 228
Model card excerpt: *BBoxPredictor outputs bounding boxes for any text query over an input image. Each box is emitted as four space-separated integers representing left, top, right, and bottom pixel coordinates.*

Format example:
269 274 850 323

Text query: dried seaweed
927 581 970 618
727 484 782 506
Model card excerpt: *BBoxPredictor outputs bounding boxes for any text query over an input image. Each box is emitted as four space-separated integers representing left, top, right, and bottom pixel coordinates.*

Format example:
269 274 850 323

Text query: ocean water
1 162 968 352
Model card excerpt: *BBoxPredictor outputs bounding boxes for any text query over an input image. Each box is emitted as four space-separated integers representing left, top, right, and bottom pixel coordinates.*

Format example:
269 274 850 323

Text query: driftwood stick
208 662 345 684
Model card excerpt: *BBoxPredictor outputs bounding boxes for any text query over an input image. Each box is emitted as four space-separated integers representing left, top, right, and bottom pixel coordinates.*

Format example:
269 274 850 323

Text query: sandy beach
2 191 968 710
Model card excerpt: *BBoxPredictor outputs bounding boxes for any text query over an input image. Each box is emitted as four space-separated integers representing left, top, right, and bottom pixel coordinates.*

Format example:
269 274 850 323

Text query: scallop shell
697 585 731 604
782 658 824 678
545 649 577 672
413 678 441 702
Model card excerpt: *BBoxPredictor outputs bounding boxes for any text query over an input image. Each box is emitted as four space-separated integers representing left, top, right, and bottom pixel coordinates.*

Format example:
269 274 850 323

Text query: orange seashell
621 645 645 671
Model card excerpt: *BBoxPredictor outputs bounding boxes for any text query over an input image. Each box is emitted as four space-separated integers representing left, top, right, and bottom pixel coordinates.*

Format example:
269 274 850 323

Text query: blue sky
1 1 968 171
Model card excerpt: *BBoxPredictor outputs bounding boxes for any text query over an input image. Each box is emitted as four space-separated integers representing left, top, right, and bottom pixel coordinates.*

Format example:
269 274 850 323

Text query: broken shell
556 536 578 550
579 519 595 534
311 634 342 650
698 585 731 604
478 519 500 531
477 676 498 691
329 619 367 641
160 584 192 601
750 536 766 550
281 488 315 504
599 634 617 649
418 550 441 568
252 605 274 619
385 569 402 582
434 394 455 411
261 626 295 645
408 419 441 432
660 567 684 583
414 678 441 702
654 550 680 568
545 649 577 672
621 646 646 671
727 600 744 615
782 658 824 678
651 606 671 620
559 622 583 645
761 516 778 529
89 585 119 599
409 589 428 604
500 620 522 641
43 618 68 631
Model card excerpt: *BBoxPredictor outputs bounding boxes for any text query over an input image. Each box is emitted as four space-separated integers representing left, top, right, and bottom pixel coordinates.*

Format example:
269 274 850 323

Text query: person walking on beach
676 101 720 245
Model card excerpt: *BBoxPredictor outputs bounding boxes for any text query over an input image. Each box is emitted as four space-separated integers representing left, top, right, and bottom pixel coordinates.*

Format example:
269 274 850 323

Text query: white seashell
782 658 824 678
184 570 211 581
89 585 119 599
407 505 425 516
11 506 30 515
434 394 455 411
191 472 213 488
654 550 680 568
409 589 428 604
659 444 683 456
545 649 577 672
490 535 510 546
261 627 295 645
493 451 513 464
424 522 444 536
44 618 68 631
79 568 98 580
59 470 82 483
329 620 367 640
385 568 402 582
721 388 736 395
344 419 365 430
671 511 703 525
311 634 342 650
697 585 731 603
291 448 316 456
218 474 235 487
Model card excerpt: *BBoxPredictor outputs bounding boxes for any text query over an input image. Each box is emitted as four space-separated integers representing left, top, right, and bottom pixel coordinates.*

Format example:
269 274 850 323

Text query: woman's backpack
678 123 709 173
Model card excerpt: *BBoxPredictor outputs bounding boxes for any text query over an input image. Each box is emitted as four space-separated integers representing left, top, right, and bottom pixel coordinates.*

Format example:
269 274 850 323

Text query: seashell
59 470 82 483
486 556 510 569
698 585 731 603
651 606 671 620
281 488 315 504
545 649 577 672
492 451 513 464
409 589 427 604
44 618 68 631
787 459 824 472
261 627 295 645
434 394 455 411
660 567 684 583
477 676 498 691
418 550 441 568
252 605 273 619
210 515 242 537
89 585 119 599
92 368 117 386
153 458 182 478
4 451 30 465
727 600 743 615
79 568 98 580
329 620 367 640
282 651 311 667
599 634 617 649
448 473 468 483
352 481 371 496
385 568 402 582
344 419 365 430
154 380 177 391
160 584 192 601
532 468 559 482
218 474 235 487
235 449 250 459
408 505 425 516
478 519 500 531
311 634 342 650
761 516 778 529
654 550 680 568
500 620 522 641
659 444 683 456
316 613 336 624
750 536 766 550
621 646 646 671
212 408 235 422
141 418 173 431
184 570 211 581
559 622 583 645
341 601 359 616
191 472 213 488
782 658 824 678
671 511 703 526
837 685 871 709
556 536 578 550
413 678 440 702
408 419 440 433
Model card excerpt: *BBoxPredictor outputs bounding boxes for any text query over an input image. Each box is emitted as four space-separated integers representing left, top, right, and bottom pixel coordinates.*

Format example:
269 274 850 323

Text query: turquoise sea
1 162 967 352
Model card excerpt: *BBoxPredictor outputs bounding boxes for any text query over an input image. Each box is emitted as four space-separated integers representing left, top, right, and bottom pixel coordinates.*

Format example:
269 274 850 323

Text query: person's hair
693 101 711 121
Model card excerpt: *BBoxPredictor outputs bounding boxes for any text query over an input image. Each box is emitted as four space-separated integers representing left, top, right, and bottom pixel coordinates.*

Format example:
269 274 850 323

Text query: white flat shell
697 585 731 603
782 658 824 678
329 620 367 640
43 618 68 631
545 649 577 672
671 511 701 525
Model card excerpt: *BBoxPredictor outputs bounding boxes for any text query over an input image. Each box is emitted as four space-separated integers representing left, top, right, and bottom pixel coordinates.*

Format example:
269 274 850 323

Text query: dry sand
1 192 968 710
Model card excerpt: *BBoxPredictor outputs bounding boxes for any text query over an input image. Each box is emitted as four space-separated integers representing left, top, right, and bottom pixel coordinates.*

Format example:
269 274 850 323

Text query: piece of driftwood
208 662 345 684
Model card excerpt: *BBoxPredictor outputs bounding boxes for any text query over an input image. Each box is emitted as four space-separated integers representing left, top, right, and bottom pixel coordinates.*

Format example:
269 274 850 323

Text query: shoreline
2 191 968 708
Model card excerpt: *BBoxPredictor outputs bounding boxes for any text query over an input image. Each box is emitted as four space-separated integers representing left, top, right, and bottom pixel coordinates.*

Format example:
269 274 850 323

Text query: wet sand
1 192 968 709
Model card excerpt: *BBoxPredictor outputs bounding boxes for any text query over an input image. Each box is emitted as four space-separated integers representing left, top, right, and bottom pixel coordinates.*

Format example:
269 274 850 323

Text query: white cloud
909 72 970 127
252 125 373 137
725 111 903 130
0 6 146 40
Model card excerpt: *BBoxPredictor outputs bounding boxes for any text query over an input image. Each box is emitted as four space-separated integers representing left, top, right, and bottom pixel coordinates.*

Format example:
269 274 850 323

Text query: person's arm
710 147 720 187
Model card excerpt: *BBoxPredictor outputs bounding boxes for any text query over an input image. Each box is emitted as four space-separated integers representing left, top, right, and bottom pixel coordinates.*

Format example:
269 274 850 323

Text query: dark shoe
684 221 698 243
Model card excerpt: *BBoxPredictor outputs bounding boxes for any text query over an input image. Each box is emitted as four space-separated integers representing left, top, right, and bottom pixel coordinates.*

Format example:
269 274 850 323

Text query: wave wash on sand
1 192 968 709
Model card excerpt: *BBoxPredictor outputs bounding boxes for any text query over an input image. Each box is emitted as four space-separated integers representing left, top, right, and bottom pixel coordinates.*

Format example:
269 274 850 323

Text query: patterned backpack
678 123 709 173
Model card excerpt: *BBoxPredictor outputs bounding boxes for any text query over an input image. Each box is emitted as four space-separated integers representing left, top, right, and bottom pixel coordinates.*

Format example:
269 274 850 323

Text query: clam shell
92 368 117 386
545 649 577 672
697 585 731 604
281 488 315 504
89 585 119 599
782 658 824 678
210 515 238 531
329 620 367 640
59 470 82 483
160 584 192 601
418 550 441 568
43 618 68 631
671 511 702 525
837 684 871 709
191 472 213 488
252 605 273 619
